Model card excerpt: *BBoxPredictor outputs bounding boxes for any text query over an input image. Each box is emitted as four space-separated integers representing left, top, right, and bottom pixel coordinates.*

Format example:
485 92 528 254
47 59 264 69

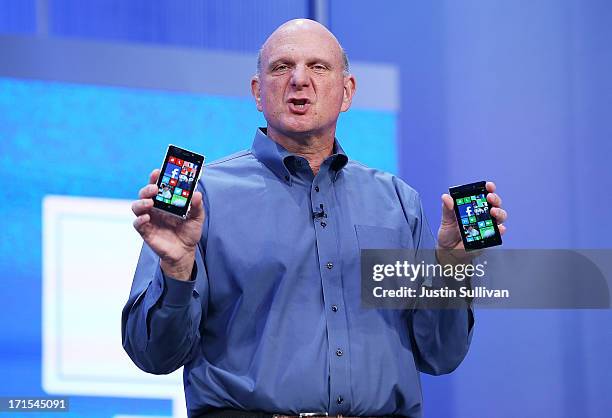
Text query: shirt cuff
161 263 197 307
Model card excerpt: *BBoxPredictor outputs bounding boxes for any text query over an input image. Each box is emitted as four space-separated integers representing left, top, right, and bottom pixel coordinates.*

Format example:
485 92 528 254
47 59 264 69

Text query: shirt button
315 186 320 192
336 396 344 405
326 262 334 269
331 305 338 312
321 222 327 228
336 349 343 357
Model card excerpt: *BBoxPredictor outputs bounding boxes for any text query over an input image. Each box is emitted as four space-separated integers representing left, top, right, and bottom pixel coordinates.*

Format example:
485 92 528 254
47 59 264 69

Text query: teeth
296 104 305 108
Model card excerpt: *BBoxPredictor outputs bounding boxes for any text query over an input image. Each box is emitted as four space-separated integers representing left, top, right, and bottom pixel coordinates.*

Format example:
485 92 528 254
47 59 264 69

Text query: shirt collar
251 127 349 185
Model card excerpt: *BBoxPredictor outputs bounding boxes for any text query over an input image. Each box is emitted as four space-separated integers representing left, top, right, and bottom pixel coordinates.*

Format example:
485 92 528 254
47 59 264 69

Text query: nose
290 64 310 89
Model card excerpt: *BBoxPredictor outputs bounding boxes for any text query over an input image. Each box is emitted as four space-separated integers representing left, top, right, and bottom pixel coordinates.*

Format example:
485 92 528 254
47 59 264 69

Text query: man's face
252 21 355 139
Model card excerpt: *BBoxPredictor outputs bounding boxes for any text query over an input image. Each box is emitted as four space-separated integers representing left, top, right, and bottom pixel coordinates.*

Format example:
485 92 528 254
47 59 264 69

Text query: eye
273 64 290 72
312 64 328 71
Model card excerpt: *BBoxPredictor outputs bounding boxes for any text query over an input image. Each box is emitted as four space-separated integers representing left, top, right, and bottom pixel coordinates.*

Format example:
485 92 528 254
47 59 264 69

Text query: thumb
440 194 456 226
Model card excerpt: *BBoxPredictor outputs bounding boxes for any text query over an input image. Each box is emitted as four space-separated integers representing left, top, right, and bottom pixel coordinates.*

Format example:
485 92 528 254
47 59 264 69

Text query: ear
340 74 356 113
251 75 263 112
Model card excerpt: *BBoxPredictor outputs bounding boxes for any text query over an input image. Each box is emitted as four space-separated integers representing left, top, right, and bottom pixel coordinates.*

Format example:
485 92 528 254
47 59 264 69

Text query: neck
266 127 335 175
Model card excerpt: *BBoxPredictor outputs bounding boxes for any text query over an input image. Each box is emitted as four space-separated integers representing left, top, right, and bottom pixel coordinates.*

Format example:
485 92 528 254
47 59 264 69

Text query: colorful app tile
473 205 489 216
478 221 485 228
466 237 473 242
459 203 475 218
482 226 496 238
183 164 197 178
169 157 176 164
178 174 192 190
469 216 477 223
461 217 469 225
171 194 187 207
181 190 189 197
161 175 170 185
158 184 174 199
176 158 184 166
165 163 181 179
169 178 177 186
464 225 480 238
456 198 464 205
485 219 493 226
173 187 183 195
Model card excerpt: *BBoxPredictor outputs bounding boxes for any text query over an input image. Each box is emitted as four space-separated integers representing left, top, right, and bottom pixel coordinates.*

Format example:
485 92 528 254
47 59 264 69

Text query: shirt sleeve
394 178 475 375
121 183 210 375
121 242 207 375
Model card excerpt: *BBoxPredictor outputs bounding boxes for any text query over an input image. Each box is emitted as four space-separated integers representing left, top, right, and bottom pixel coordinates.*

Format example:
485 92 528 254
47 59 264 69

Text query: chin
277 120 318 136
266 114 331 139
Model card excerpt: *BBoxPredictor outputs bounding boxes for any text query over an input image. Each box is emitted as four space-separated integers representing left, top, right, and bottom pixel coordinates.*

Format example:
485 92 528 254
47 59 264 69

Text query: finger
132 198 154 216
187 191 205 221
191 190 203 209
486 192 502 207
138 183 159 199
149 169 161 185
498 223 507 235
133 213 151 233
491 207 508 223
486 181 496 194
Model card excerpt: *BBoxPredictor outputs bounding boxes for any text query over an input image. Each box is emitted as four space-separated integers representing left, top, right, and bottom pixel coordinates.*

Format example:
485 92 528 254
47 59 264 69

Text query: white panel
42 195 186 417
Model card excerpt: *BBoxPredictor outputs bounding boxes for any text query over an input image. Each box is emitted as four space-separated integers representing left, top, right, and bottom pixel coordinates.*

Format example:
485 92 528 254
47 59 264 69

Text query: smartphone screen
153 145 205 219
449 181 502 251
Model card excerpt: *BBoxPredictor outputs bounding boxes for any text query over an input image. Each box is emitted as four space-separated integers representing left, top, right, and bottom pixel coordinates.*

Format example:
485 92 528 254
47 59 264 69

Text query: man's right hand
132 169 205 280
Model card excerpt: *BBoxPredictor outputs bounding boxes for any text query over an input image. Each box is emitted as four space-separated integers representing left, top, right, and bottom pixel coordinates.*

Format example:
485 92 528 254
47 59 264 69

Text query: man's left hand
437 181 508 263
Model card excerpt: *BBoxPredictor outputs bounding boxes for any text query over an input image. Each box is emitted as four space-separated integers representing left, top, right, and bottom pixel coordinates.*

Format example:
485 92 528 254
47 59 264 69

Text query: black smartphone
153 145 205 219
449 181 502 251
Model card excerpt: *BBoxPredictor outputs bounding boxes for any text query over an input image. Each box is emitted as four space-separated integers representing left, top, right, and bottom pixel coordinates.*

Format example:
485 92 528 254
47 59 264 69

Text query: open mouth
288 98 311 113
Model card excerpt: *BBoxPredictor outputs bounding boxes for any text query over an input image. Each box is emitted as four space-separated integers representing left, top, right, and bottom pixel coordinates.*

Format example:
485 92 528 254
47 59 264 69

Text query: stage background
0 1 611 417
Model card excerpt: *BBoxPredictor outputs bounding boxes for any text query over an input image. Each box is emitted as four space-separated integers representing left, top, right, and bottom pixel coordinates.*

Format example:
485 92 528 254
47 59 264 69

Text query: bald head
250 18 356 145
257 19 349 75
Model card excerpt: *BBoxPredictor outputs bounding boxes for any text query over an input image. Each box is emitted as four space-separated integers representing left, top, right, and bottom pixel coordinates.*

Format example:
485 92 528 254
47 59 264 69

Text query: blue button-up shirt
122 128 473 418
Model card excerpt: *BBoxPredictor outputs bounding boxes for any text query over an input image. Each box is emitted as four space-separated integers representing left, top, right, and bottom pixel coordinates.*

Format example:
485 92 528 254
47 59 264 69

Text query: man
123 19 507 418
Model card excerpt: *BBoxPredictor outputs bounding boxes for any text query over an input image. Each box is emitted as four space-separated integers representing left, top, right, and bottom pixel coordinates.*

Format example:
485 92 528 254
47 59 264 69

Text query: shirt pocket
354 224 404 249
